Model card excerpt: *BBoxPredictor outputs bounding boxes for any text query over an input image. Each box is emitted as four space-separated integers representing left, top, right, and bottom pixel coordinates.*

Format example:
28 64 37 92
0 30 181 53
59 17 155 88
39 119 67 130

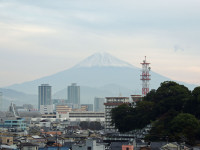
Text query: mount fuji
4 52 196 105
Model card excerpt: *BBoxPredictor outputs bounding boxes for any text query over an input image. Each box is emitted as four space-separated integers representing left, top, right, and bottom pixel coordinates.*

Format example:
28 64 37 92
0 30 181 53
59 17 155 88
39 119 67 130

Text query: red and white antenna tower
140 56 151 97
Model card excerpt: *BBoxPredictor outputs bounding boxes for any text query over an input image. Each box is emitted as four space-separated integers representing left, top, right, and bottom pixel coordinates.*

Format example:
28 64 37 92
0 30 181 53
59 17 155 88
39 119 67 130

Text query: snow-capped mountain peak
74 52 134 68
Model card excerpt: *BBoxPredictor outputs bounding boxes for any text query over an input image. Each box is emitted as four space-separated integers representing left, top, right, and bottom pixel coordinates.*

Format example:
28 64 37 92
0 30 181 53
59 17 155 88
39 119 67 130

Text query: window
126 148 129 150
87 147 92 150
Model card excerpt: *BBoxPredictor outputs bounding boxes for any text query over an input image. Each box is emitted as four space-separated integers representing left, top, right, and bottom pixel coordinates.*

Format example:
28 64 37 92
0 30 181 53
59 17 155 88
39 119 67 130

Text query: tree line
111 81 200 145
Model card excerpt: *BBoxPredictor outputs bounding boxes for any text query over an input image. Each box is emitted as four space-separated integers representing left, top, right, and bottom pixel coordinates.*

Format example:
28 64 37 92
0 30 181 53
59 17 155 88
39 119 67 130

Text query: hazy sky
0 0 200 87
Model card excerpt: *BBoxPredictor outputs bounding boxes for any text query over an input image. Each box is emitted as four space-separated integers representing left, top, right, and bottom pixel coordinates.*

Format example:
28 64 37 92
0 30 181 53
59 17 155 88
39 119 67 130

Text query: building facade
38 84 52 113
56 105 72 113
0 92 2 111
81 104 93 111
72 139 105 150
94 97 105 112
4 118 26 131
69 112 105 122
104 97 130 131
67 83 80 109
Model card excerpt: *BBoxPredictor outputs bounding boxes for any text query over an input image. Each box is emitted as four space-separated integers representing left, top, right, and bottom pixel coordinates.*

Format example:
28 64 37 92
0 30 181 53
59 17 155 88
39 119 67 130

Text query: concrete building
68 83 80 109
131 95 142 103
31 111 103 123
19 143 39 150
94 97 105 112
56 105 72 113
81 104 93 111
69 112 105 122
38 84 53 113
3 118 26 131
39 119 51 128
0 136 13 146
40 105 54 114
104 97 130 131
0 92 2 111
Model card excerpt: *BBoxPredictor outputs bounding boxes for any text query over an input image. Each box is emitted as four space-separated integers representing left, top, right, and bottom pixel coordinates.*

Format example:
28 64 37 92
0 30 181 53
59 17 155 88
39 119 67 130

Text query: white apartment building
104 97 130 132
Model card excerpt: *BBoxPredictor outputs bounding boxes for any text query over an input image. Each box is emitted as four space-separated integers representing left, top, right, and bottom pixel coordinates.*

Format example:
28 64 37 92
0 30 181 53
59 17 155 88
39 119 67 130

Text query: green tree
111 81 200 145
132 101 155 129
170 113 200 145
184 86 200 119
111 104 134 132
145 109 179 141
154 81 191 115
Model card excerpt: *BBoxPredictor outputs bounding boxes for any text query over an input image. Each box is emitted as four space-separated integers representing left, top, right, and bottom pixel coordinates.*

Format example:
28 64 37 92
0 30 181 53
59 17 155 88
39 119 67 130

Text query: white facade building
94 97 105 112
104 97 130 132
69 111 105 122
39 105 53 114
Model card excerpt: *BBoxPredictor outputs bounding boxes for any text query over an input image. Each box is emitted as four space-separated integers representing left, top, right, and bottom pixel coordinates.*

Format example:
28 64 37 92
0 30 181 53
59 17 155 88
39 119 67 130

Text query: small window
87 146 92 150
126 148 129 150
7 139 10 143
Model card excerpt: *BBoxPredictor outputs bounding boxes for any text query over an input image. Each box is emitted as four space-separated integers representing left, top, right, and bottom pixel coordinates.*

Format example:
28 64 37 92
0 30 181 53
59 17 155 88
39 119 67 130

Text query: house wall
72 140 105 150
22 146 38 150
122 145 134 150
1 137 13 145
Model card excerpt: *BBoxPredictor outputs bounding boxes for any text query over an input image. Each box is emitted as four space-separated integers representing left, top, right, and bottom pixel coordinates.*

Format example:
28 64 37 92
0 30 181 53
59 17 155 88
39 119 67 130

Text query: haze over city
0 0 200 87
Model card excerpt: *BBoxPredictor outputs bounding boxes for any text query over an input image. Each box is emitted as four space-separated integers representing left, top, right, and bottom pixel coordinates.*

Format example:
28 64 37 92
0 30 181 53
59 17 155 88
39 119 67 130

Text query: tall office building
0 92 3 111
38 84 53 113
94 97 105 112
68 83 80 109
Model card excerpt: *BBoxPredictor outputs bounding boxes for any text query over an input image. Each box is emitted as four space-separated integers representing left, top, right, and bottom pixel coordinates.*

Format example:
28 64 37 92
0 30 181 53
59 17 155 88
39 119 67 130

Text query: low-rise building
56 105 72 113
122 144 134 150
19 142 39 150
3 117 26 131
69 112 105 122
39 119 51 128
0 136 13 145
81 104 93 111
72 139 105 150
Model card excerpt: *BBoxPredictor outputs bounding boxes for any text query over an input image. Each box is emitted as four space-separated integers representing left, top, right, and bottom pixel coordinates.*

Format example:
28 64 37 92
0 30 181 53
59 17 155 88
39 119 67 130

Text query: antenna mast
140 56 151 97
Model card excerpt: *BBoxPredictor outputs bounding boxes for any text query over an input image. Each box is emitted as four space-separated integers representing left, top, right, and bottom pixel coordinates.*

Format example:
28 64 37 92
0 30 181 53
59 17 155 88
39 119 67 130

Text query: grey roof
150 142 168 150
19 111 41 117
20 142 38 147
110 142 129 150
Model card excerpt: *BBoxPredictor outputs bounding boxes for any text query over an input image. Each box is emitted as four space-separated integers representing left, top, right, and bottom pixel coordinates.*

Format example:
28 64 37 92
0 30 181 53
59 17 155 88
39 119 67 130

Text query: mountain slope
5 52 196 105
0 88 37 110
74 52 134 68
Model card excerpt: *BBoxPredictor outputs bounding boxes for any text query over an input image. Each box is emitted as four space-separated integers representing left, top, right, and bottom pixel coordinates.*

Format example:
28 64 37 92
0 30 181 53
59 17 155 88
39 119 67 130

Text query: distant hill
0 88 37 110
3 52 196 105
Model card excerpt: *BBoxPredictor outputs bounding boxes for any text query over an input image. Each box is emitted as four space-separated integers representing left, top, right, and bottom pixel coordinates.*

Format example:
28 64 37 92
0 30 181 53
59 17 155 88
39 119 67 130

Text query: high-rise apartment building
94 97 105 112
104 97 130 131
38 84 53 113
67 83 80 109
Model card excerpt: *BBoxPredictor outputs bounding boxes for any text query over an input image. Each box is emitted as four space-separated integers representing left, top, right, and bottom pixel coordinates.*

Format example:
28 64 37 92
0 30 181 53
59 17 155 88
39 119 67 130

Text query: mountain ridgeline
3 52 196 106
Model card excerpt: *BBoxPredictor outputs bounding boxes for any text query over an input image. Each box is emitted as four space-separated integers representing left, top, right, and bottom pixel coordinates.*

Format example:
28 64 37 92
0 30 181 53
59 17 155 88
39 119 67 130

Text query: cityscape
0 56 150 150
1 0 200 150
0 55 200 149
